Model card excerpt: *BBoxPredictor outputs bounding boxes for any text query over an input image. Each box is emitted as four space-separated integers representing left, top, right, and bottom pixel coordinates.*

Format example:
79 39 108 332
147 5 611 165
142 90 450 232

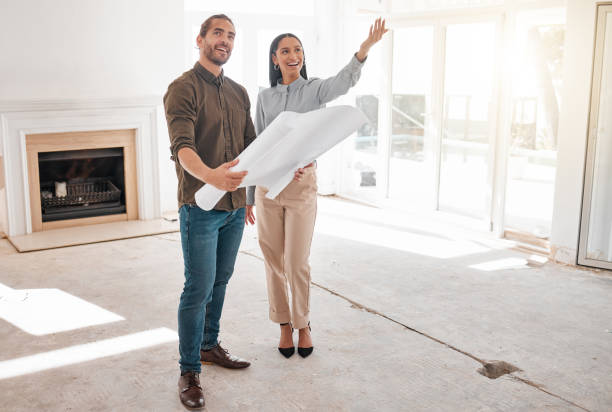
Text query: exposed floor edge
239 249 591 412
511 244 550 257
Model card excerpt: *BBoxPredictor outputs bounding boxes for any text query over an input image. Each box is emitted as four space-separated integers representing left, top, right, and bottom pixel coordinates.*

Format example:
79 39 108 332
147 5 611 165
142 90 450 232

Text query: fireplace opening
38 148 126 222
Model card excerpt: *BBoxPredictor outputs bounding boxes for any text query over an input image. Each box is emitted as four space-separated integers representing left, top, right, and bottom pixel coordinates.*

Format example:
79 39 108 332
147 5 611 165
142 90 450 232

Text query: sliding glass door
438 22 497 218
504 9 565 240
388 26 434 208
338 9 566 241
339 18 499 221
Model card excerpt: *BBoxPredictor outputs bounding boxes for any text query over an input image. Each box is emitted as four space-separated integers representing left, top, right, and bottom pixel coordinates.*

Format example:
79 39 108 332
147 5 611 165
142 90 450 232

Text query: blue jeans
178 204 245 373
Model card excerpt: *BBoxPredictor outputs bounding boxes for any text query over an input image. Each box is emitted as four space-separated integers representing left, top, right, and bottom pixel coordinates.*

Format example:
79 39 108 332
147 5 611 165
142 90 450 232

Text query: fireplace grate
41 179 121 210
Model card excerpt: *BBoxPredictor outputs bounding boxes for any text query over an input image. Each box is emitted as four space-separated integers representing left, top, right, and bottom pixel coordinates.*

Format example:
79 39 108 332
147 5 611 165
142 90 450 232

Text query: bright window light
469 258 529 271
0 284 124 336
315 213 490 259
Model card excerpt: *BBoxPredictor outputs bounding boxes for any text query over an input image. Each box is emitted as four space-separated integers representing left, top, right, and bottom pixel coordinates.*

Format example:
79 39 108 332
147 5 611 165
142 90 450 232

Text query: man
163 14 256 410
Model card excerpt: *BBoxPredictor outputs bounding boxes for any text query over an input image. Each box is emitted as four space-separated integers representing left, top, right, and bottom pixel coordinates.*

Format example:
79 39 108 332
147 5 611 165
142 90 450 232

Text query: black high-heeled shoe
278 322 295 358
297 323 313 358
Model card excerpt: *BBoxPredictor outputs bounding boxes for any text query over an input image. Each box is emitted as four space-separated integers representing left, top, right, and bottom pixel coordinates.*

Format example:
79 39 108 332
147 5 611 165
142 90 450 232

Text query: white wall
0 0 184 215
0 0 184 100
550 0 598 264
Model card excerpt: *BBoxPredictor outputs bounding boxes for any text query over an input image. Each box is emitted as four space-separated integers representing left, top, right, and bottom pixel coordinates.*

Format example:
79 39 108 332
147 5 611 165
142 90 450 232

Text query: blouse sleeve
255 92 266 135
313 54 366 105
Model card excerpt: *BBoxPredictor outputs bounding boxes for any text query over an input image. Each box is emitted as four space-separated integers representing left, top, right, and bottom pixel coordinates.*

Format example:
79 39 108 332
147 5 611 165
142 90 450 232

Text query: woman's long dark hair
269 33 308 87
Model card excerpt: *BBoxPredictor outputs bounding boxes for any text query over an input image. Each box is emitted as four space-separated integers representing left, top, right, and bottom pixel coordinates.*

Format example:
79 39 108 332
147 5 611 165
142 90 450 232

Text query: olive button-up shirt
164 62 256 210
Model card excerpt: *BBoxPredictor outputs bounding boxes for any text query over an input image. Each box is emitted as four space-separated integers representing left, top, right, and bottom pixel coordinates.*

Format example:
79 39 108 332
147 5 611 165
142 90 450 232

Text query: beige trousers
255 167 317 330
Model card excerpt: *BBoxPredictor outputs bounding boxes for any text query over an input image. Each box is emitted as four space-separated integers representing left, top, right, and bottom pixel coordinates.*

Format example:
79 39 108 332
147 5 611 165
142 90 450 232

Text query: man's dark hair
199 14 234 37
269 33 308 87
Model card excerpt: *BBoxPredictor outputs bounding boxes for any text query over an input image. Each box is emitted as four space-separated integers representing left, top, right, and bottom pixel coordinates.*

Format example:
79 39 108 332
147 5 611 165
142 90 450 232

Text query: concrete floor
0 196 611 411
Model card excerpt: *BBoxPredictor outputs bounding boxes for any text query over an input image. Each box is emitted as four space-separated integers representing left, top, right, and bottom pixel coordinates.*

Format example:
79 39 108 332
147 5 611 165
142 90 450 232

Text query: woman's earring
274 64 279 71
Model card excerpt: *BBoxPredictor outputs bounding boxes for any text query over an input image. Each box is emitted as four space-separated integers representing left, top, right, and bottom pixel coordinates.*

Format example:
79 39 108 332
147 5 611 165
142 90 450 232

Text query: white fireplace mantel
0 97 164 237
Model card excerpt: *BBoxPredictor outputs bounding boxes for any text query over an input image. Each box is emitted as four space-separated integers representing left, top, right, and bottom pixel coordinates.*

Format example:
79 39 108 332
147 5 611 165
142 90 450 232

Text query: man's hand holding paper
195 105 367 211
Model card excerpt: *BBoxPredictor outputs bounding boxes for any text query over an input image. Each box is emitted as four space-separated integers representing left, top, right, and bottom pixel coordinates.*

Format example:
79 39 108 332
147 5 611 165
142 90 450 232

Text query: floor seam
239 249 591 412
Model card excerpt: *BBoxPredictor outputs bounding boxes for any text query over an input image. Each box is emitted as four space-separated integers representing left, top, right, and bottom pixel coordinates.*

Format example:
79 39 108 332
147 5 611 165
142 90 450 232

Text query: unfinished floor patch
477 360 522 379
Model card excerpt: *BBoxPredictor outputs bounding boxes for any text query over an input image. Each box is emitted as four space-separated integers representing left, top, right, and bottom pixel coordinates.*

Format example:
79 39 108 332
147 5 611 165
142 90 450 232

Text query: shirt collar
274 75 306 92
193 61 224 86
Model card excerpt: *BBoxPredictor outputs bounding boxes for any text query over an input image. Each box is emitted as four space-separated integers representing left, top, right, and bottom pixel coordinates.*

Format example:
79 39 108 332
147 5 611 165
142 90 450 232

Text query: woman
246 18 387 358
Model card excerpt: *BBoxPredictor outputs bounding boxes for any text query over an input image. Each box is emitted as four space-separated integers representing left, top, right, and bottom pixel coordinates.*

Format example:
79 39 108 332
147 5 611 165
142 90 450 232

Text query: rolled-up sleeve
315 54 365 105
163 80 197 161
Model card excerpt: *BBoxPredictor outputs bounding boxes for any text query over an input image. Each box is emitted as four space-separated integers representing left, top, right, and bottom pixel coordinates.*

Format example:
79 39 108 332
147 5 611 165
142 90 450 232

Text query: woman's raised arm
315 17 388 104
356 17 388 62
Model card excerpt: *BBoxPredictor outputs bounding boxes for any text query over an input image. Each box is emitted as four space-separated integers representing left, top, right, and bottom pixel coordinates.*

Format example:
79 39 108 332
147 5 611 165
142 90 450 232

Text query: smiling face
197 18 235 66
272 36 304 82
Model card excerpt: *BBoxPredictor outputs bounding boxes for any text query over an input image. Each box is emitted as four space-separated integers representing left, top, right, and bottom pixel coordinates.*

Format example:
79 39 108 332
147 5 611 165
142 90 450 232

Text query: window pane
389 26 434 206
439 22 496 218
339 20 383 203
505 9 565 239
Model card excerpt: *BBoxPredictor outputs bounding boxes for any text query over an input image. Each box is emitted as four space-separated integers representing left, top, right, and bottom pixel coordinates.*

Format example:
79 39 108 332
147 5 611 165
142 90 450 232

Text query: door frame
578 3 612 270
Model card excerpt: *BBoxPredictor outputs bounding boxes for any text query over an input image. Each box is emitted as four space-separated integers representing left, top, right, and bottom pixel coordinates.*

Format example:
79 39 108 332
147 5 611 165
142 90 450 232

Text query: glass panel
388 26 434 208
586 12 612 263
340 94 378 202
439 22 496 218
505 9 565 239
339 21 383 204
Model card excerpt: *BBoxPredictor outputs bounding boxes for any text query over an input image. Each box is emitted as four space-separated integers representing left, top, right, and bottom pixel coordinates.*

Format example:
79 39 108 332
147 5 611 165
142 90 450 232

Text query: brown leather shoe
200 343 250 369
178 371 204 410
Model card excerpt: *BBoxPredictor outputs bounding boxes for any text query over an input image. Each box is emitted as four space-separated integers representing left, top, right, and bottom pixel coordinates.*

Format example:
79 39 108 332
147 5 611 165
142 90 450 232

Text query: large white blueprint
195 105 367 211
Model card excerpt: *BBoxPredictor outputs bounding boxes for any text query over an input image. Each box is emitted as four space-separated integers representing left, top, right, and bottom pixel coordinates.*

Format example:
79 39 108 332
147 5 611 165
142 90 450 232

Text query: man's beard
204 42 231 66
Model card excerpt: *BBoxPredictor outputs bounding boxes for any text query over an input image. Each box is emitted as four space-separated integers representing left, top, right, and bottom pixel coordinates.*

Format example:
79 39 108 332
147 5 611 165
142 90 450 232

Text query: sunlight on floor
0 283 124 335
469 258 529 271
315 213 490 259
0 327 177 380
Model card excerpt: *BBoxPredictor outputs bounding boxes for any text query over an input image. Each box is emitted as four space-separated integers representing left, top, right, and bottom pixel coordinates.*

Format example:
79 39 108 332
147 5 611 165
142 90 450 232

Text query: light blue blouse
247 54 365 205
